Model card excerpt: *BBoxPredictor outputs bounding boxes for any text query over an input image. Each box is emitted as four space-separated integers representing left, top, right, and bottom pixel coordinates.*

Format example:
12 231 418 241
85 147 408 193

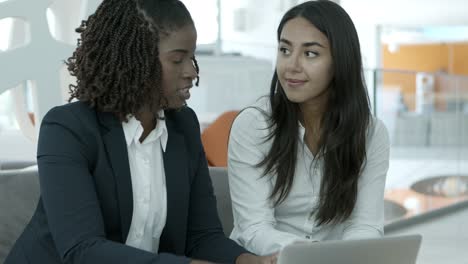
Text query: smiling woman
228 0 390 256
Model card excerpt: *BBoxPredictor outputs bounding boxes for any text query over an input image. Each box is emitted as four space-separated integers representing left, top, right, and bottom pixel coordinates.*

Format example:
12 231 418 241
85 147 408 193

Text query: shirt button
136 231 143 238
306 235 311 239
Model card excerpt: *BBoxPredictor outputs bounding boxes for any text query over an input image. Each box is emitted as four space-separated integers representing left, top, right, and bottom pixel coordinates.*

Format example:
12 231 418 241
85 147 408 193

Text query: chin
284 93 306 104
167 101 187 110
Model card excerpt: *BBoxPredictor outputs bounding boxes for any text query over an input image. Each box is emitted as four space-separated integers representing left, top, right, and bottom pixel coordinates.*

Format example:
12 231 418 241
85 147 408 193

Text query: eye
173 59 183 64
171 55 185 64
305 51 318 58
279 47 291 55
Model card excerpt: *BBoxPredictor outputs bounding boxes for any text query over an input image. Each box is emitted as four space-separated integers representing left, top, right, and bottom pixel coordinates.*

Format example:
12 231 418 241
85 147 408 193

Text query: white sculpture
0 0 101 140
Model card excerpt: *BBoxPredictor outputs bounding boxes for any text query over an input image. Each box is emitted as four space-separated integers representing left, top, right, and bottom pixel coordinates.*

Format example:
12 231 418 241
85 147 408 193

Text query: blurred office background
1 0 468 262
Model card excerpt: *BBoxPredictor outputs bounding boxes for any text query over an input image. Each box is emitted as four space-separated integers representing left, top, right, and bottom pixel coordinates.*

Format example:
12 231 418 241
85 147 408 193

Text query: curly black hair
67 0 199 120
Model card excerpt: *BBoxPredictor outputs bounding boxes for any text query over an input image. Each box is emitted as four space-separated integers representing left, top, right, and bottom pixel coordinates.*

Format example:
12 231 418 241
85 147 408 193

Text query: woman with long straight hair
228 0 390 256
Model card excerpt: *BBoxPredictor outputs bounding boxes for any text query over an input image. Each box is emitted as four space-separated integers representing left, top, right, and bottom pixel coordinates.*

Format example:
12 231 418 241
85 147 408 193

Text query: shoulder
165 106 202 153
39 101 100 147
38 101 99 162
232 97 270 133
165 106 200 134
42 101 96 127
366 117 390 154
368 117 389 142
229 98 273 154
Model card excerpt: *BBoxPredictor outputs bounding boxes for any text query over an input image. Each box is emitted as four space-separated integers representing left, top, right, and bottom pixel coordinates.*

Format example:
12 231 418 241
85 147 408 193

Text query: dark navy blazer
6 102 246 263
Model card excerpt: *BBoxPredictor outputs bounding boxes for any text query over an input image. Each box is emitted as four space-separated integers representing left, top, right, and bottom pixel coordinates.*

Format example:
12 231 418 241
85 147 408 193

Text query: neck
299 94 328 157
135 110 156 143
299 97 326 132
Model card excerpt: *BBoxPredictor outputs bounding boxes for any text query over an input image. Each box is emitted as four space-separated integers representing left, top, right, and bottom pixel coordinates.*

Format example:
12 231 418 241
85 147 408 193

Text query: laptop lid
278 234 422 264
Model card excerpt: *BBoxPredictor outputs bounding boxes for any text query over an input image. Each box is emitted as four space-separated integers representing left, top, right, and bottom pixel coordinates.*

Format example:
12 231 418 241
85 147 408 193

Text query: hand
236 253 279 264
293 239 319 244
190 260 217 264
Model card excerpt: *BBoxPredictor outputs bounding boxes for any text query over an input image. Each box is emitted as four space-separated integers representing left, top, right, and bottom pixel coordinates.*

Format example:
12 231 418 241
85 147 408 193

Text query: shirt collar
298 121 306 143
122 111 168 152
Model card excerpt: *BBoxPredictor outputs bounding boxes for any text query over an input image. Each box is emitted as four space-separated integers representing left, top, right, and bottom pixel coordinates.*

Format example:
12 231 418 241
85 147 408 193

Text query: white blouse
228 99 390 255
122 113 168 253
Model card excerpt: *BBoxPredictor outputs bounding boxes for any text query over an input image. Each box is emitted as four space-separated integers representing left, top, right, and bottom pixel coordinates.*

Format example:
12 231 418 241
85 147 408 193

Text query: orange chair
201 111 239 167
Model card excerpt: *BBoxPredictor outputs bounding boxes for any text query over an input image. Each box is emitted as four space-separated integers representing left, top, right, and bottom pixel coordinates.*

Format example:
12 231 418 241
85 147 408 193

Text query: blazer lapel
159 111 190 254
97 111 133 242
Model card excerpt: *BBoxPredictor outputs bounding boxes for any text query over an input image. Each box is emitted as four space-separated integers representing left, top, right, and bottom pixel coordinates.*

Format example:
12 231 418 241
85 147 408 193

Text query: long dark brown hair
259 0 371 226
66 0 199 120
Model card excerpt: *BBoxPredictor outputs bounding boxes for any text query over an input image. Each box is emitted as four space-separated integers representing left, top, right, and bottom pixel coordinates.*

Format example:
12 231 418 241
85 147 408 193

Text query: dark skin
136 110 156 143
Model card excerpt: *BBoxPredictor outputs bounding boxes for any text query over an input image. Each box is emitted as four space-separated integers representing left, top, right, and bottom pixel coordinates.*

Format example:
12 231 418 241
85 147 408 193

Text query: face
158 24 198 109
276 17 334 107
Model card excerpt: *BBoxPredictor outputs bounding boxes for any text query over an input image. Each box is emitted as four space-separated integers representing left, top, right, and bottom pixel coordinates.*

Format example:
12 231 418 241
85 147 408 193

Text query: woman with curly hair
5 0 274 263
228 0 390 256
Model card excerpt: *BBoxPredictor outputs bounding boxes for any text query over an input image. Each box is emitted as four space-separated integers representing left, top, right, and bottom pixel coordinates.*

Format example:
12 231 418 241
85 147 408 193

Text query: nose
183 61 198 80
285 53 302 73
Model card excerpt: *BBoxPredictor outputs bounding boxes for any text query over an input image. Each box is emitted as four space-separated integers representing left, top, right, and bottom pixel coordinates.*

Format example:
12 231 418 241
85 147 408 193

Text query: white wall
218 0 383 68
220 0 283 63
341 0 468 27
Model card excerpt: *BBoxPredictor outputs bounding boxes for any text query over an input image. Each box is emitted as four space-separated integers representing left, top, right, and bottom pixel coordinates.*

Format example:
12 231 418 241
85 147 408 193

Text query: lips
178 85 192 100
285 78 307 87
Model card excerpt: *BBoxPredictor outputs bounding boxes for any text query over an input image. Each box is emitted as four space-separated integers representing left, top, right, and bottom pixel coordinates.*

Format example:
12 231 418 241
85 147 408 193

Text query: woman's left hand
236 253 279 264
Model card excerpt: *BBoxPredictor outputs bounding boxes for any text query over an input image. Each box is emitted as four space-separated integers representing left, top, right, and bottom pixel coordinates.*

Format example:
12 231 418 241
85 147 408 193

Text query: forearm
187 231 248 264
64 238 190 264
235 253 279 264
235 224 308 256
342 223 383 240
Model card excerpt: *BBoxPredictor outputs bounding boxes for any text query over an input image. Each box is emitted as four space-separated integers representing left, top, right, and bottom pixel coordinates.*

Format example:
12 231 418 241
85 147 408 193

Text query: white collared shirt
228 98 390 255
122 112 168 253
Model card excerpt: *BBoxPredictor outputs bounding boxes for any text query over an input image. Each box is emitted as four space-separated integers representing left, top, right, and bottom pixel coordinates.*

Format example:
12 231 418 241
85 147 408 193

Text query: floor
386 202 468 264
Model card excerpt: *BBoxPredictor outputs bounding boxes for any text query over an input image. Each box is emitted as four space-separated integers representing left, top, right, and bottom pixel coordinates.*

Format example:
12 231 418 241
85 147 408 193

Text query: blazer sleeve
184 108 249 263
37 106 190 264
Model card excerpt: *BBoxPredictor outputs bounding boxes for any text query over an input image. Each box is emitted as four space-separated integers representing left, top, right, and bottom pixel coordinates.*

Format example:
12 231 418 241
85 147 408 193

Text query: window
181 0 220 51
0 18 13 51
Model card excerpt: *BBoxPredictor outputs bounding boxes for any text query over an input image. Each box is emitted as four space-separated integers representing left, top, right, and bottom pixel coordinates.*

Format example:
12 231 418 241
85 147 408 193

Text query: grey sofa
0 166 233 262
208 167 234 236
0 167 40 263
0 160 36 171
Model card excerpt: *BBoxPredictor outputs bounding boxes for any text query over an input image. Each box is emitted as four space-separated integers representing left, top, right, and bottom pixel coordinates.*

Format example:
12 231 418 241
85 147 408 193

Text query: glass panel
373 69 468 222
0 89 19 131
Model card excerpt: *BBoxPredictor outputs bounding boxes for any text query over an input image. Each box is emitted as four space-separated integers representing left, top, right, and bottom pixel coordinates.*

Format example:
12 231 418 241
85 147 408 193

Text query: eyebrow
279 38 325 48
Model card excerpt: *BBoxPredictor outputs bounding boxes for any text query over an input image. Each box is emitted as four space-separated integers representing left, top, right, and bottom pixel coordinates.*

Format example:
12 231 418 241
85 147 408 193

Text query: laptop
278 234 422 264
